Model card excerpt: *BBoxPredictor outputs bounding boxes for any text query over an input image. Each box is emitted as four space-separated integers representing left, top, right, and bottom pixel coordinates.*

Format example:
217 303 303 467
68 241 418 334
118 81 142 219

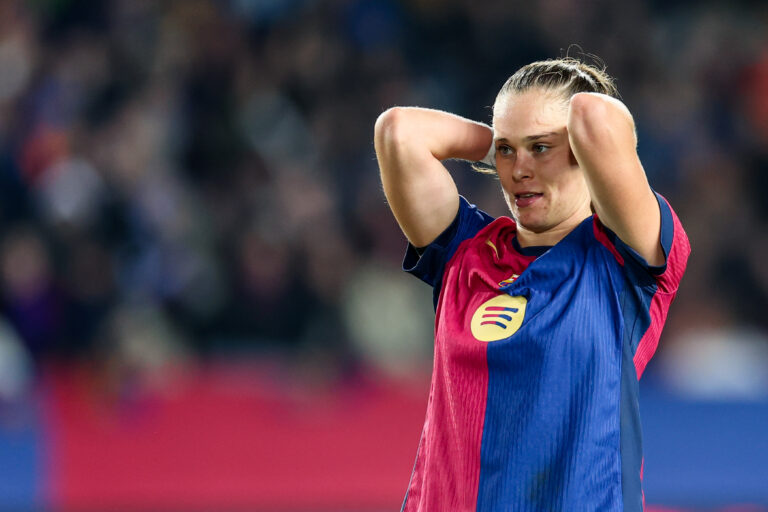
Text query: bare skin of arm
374 107 493 248
567 93 665 266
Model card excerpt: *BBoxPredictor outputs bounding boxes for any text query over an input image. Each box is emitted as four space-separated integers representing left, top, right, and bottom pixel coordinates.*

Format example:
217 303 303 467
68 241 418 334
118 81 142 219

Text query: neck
515 211 592 248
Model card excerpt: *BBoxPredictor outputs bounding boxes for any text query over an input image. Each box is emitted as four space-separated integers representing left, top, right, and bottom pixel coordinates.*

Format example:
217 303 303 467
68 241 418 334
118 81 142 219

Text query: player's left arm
567 92 664 266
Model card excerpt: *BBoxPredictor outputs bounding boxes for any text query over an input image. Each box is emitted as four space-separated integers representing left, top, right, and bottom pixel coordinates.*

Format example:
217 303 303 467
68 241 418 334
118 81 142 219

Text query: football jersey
401 193 690 511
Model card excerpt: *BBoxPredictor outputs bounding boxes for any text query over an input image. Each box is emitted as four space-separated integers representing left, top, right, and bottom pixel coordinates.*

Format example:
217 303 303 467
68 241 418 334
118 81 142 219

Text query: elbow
569 92 608 114
568 93 610 136
568 93 635 145
374 107 410 149
374 107 418 178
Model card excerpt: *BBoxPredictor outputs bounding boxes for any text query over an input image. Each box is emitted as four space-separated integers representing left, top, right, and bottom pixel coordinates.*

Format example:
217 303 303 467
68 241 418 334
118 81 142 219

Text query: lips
514 192 543 208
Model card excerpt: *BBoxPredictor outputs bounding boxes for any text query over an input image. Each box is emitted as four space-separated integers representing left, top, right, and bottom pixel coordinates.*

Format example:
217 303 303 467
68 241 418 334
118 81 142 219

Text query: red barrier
44 361 428 510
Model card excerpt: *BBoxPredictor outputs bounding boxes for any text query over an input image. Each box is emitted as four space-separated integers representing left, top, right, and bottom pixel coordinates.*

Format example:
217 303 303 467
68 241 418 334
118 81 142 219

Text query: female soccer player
373 58 690 511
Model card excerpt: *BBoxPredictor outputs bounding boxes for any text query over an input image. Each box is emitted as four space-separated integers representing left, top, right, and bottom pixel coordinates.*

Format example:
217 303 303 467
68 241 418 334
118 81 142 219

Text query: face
493 88 592 236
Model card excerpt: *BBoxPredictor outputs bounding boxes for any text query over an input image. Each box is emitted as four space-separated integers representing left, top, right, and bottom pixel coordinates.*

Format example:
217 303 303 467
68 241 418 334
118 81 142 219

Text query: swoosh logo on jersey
485 239 499 258
470 294 527 342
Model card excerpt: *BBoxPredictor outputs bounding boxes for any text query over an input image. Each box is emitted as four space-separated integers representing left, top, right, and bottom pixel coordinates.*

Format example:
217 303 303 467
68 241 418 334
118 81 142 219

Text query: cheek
554 151 584 191
496 167 515 193
500 181 514 207
560 172 589 206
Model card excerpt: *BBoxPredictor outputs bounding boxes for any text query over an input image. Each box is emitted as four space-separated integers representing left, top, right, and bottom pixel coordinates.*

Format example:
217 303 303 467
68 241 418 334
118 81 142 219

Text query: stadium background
0 0 766 510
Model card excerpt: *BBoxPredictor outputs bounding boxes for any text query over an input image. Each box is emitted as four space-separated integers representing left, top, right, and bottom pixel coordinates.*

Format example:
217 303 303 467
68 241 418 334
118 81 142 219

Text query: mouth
514 192 543 208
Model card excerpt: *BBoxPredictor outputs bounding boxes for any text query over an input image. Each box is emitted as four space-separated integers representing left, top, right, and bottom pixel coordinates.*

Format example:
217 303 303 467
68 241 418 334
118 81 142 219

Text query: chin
515 216 549 233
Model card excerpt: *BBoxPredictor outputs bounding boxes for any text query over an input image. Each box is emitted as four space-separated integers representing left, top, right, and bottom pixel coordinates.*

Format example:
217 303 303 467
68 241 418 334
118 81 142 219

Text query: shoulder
592 192 690 291
403 196 496 288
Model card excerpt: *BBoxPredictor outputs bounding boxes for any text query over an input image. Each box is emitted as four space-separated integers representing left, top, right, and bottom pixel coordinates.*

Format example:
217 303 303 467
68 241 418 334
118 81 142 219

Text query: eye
496 144 514 156
532 143 550 154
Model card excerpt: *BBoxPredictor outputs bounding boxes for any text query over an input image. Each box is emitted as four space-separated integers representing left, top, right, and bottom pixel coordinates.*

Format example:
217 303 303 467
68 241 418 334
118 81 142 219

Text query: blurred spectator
0 0 762 397
95 300 192 402
0 316 33 405
0 226 63 360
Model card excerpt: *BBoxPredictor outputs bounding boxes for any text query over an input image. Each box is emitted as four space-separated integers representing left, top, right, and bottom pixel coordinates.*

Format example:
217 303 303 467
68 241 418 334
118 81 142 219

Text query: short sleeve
402 196 494 292
602 191 690 292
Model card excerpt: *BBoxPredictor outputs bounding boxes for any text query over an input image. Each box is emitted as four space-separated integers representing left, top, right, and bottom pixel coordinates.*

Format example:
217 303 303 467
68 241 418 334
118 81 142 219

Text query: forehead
493 89 568 140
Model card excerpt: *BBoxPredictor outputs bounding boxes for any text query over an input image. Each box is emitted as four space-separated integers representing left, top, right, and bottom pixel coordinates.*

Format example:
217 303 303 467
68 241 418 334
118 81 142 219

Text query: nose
510 152 533 182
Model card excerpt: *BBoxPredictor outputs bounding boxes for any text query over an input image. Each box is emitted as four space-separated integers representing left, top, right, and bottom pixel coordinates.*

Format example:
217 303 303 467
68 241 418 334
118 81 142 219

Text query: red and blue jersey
401 193 690 511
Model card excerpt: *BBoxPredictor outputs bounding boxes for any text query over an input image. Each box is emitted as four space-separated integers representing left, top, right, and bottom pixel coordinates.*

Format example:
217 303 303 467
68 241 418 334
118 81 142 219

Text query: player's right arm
374 107 493 248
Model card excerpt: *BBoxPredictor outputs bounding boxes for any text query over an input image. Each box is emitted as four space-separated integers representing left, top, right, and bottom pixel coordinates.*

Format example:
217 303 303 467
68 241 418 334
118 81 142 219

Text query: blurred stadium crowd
0 0 767 404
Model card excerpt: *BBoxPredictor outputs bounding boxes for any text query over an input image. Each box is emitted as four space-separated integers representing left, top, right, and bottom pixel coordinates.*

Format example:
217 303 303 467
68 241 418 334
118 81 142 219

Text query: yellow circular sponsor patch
470 294 527 342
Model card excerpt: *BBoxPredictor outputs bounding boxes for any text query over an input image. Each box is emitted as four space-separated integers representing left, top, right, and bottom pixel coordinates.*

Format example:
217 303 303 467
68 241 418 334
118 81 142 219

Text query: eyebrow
494 131 560 143
524 131 559 142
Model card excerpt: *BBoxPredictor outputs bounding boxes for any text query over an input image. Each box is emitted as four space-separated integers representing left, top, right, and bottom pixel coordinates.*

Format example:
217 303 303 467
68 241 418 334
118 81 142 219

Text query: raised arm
567 93 665 266
374 107 493 248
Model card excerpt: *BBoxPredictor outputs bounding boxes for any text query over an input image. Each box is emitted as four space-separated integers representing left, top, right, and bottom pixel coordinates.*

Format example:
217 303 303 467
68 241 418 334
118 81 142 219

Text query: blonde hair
495 57 618 110
472 56 618 174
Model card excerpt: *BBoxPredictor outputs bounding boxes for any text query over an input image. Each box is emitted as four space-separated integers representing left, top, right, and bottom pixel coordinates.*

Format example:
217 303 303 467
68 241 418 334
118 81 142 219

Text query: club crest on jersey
498 274 520 288
470 294 527 342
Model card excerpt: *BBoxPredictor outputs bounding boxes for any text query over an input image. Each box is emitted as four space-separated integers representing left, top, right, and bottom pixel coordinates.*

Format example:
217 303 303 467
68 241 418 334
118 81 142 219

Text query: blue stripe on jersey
476 219 624 511
657 192 675 265
476 192 676 511
616 191 676 511
403 196 494 308
620 334 644 512
614 237 657 511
